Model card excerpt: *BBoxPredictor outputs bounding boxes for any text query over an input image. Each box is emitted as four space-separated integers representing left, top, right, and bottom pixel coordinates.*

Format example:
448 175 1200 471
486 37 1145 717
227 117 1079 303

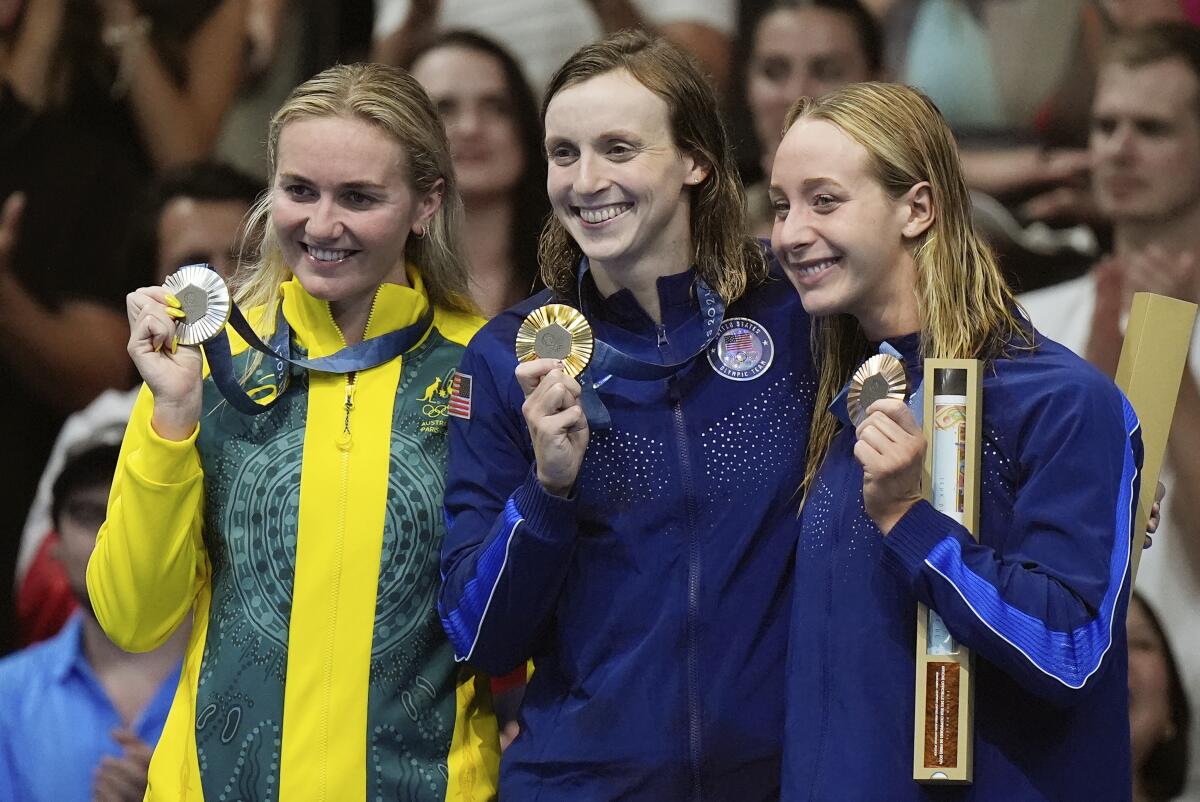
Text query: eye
343 190 376 208
1091 117 1117 137
812 193 839 211
607 142 635 160
757 56 790 84
770 198 790 220
547 143 578 165
283 183 315 200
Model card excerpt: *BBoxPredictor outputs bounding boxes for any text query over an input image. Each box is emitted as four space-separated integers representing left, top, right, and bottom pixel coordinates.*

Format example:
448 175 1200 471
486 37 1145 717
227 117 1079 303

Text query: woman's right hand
516 358 589 497
126 286 203 440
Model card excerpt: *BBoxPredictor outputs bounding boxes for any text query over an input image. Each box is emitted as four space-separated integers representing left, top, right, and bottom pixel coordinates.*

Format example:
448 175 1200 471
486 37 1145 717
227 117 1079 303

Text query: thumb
0 191 24 254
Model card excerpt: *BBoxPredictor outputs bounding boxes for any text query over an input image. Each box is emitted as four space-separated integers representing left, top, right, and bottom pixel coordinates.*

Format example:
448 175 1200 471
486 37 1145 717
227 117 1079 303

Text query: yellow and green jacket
87 272 499 801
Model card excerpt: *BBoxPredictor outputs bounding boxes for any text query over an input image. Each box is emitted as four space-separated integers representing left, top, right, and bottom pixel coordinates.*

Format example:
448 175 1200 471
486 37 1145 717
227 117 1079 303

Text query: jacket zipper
661 322 704 802
316 293 379 795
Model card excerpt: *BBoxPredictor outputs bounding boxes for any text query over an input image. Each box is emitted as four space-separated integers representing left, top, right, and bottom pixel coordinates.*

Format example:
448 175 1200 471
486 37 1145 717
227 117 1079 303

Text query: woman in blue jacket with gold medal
440 30 816 800
769 82 1142 800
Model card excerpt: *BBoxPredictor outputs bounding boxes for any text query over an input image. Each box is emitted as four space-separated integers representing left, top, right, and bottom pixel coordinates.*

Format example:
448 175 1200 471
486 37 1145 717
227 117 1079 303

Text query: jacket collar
279 267 432 359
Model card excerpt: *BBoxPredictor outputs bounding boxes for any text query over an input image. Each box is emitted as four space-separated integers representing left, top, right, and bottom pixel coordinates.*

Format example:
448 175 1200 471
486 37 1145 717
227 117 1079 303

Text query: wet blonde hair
538 30 767 304
232 62 473 332
785 83 1031 497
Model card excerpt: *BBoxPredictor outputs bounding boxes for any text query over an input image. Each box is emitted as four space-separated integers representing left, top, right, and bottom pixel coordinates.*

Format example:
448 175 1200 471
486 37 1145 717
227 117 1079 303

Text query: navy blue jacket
784 332 1142 801
440 266 815 800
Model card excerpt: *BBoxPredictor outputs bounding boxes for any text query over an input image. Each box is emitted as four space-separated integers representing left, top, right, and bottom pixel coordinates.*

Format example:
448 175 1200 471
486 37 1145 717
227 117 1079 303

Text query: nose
772 205 816 257
304 197 344 241
574 152 611 196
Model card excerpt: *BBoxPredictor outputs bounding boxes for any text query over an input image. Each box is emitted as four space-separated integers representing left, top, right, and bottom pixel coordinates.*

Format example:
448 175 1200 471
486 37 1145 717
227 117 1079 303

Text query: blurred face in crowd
1099 0 1187 31
1127 596 1177 770
53 481 110 616
544 69 707 281
747 7 874 175
1091 57 1200 224
411 45 524 203
157 196 251 282
271 115 440 314
770 117 926 336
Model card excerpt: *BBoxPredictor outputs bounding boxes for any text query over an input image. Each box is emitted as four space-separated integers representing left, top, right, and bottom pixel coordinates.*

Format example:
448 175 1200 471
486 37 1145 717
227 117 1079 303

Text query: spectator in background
14 162 261 648
744 0 881 235
1129 591 1191 802
372 0 734 94
0 0 246 655
410 31 549 317
0 433 188 802
1020 23 1200 800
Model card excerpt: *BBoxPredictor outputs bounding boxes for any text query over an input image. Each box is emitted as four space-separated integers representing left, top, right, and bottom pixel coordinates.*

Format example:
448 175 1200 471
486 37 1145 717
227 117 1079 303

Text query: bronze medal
515 304 594 377
847 353 907 425
162 264 231 345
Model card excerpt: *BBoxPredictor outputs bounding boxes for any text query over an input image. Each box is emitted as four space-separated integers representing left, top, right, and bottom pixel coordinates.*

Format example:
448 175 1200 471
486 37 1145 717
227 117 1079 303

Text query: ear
682 151 712 187
412 177 445 236
900 181 934 239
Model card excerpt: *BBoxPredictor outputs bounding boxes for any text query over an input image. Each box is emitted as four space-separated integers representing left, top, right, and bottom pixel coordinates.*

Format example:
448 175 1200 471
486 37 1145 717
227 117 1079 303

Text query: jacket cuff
510 467 578 545
126 416 202 486
881 499 962 583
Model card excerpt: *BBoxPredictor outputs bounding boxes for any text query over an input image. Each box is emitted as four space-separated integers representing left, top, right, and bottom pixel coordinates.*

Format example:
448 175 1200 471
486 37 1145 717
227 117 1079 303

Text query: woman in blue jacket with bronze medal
769 82 1142 800
439 30 817 800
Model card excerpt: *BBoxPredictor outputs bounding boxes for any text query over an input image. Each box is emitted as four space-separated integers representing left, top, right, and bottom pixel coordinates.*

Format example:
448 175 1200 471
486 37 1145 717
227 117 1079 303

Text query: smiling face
411 45 525 203
271 115 441 323
1091 58 1200 225
748 7 874 175
770 117 924 338
543 69 708 285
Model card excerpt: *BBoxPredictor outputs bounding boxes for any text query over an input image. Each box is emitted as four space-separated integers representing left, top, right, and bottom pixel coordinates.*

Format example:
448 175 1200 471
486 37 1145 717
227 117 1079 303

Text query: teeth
799 258 838 276
308 246 352 262
579 204 631 224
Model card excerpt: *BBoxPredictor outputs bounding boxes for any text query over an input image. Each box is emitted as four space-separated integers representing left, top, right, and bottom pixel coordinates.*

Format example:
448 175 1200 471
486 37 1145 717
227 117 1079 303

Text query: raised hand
92 728 153 802
854 398 926 535
516 358 589 497
126 286 203 440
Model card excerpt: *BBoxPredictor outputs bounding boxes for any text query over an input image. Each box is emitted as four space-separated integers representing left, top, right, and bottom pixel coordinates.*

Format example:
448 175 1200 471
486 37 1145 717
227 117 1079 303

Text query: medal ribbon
205 300 433 416
572 259 726 430
830 341 925 427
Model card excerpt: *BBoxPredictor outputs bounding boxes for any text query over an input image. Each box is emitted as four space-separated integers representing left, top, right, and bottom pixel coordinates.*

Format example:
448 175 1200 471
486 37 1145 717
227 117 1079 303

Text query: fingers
1156 480 1167 505
856 398 921 439
128 301 179 356
0 191 24 250
515 358 575 397
94 756 148 802
520 365 581 414
112 728 153 765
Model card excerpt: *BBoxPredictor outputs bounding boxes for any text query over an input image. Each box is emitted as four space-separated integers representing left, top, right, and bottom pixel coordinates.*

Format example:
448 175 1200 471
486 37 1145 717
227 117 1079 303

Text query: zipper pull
657 324 669 347
337 374 357 450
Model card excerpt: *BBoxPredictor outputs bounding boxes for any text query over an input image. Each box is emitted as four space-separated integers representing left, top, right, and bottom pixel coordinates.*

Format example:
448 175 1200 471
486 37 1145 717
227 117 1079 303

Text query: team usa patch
707 317 774 381
448 371 473 419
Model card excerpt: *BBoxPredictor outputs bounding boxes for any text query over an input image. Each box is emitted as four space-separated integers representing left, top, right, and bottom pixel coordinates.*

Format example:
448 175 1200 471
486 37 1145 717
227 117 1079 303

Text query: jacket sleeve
881 381 1141 706
86 385 208 652
439 339 580 676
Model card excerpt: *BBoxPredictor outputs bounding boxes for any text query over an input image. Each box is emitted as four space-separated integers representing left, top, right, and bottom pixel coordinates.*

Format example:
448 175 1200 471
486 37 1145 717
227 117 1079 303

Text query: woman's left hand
854 398 926 535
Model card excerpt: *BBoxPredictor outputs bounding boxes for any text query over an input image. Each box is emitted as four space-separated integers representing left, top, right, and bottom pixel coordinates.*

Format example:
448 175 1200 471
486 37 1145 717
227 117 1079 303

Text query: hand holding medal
514 304 595 496
847 353 924 535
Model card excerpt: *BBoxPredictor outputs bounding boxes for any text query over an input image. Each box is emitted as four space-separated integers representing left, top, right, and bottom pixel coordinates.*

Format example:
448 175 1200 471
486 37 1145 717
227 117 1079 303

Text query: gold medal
515 303 593 377
162 264 232 345
847 353 907 425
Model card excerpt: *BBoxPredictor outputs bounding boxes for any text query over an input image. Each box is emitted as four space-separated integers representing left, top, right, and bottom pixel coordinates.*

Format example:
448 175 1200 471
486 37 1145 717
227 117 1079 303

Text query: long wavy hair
537 30 767 304
790 83 1031 497
231 62 473 337
408 30 550 297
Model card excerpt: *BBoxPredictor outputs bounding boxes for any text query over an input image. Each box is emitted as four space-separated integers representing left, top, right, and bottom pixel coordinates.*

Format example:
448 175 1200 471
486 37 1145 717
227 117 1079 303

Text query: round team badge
707 317 774 381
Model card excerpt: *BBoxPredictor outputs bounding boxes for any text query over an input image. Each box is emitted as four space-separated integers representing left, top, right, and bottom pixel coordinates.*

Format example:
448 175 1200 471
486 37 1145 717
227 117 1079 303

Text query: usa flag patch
448 371 473 420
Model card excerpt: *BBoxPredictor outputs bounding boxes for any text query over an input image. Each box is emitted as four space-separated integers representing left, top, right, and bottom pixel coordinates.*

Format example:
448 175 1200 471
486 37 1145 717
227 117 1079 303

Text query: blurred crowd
2 0 1200 800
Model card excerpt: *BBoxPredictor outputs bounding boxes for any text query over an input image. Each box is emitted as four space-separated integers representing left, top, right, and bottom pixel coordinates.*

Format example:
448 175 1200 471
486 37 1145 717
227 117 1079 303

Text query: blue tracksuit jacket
784 331 1142 801
440 265 815 800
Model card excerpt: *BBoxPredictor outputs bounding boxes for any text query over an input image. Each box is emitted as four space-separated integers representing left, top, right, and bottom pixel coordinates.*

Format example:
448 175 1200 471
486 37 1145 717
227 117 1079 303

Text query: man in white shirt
1020 22 1200 800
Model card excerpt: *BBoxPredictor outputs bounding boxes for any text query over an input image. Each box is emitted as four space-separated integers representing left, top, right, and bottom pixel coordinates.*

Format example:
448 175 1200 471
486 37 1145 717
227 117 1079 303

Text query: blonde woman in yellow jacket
86 63 499 801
